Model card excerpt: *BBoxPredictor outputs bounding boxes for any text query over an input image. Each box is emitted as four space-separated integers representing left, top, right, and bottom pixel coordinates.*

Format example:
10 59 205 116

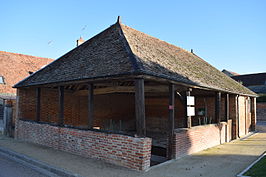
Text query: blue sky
0 0 265 74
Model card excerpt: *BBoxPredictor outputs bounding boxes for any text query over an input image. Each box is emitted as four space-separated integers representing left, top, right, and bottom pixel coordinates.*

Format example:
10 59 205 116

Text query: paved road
0 133 265 177
0 153 47 177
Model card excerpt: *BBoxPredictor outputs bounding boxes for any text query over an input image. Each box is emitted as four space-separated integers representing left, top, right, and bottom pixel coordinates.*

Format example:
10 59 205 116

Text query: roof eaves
141 72 257 97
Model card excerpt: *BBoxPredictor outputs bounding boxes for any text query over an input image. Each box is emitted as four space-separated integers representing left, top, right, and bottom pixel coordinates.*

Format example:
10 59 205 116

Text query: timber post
135 78 146 137
215 92 221 123
88 83 94 129
186 88 192 128
225 93 229 121
168 83 175 159
58 86 64 126
36 87 41 122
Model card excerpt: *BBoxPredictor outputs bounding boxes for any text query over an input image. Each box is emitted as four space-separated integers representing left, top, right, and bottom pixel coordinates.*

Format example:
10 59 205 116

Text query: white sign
187 106 195 116
187 96 195 106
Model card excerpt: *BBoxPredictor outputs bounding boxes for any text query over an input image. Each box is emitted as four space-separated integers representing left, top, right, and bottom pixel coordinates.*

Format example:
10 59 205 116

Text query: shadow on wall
174 121 233 159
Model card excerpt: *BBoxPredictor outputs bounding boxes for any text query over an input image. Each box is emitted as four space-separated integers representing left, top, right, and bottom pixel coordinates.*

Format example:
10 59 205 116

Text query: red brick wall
19 88 36 121
173 121 232 158
257 103 266 122
19 87 187 132
145 97 185 130
17 120 152 170
40 88 59 123
194 97 216 125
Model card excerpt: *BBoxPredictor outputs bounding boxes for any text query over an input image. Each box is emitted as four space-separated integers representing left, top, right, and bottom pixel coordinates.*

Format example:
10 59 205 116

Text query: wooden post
186 89 192 128
168 83 175 160
3 101 13 137
14 89 20 139
250 97 256 131
236 95 240 138
135 78 146 137
215 92 221 123
58 86 64 126
88 83 94 129
225 93 229 121
36 88 41 122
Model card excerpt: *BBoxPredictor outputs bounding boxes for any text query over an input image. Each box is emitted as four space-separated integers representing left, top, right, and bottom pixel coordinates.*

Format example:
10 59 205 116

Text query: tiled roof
232 72 266 87
14 21 256 96
0 51 53 96
247 85 266 94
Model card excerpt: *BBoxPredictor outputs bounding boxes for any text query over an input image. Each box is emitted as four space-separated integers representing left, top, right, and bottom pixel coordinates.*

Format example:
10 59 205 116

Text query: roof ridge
0 51 53 60
233 72 266 77
119 24 195 56
116 23 143 73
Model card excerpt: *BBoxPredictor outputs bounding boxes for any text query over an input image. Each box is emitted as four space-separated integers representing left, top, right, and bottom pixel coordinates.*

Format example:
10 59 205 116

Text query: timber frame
18 75 253 160
14 18 257 166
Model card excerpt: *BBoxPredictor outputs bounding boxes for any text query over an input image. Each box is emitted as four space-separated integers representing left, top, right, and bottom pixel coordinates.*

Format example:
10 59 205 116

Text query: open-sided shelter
14 17 257 170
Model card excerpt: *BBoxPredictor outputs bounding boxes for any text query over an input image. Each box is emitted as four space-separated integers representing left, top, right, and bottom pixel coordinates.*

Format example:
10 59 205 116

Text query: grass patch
244 156 266 177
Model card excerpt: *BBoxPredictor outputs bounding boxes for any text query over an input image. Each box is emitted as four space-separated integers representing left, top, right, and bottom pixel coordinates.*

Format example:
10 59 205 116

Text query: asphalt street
0 153 48 177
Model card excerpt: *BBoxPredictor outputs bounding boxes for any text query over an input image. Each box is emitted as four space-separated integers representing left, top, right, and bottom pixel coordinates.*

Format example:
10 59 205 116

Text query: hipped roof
14 20 256 96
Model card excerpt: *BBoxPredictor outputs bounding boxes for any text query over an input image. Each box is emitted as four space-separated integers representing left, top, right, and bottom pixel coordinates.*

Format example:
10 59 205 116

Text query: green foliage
244 156 266 177
257 94 266 103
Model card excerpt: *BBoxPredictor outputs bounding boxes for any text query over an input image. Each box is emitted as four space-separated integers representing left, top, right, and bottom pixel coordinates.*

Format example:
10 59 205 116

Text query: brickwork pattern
17 120 152 170
257 103 266 122
173 121 232 158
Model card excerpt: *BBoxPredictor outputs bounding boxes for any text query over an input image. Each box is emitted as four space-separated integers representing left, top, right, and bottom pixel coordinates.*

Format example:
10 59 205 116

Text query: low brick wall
17 120 152 170
257 103 266 122
174 121 232 158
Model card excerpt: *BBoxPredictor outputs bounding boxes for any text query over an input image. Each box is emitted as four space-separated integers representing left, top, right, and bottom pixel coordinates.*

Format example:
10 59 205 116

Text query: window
0 76 4 84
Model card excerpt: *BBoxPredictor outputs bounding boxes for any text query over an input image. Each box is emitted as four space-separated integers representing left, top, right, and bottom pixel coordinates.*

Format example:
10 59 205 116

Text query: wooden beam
88 83 94 129
168 83 175 160
225 94 229 121
58 86 64 126
74 86 168 96
135 78 146 137
36 87 41 122
215 92 221 123
186 88 192 128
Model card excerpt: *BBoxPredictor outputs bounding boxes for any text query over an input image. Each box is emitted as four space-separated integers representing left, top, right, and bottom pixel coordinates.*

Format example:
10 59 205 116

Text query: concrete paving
256 121 266 132
0 153 48 177
0 132 265 177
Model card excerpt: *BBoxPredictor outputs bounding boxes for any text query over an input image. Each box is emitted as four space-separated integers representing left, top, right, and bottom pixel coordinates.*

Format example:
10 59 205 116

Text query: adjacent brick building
14 17 257 170
223 72 266 122
0 51 53 135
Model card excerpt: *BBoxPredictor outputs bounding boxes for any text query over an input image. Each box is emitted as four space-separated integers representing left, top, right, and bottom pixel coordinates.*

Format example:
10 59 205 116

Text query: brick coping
18 119 140 138
17 119 152 170
174 121 230 132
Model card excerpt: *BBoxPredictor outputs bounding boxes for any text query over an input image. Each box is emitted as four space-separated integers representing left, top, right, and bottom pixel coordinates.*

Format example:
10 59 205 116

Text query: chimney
76 37 85 47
